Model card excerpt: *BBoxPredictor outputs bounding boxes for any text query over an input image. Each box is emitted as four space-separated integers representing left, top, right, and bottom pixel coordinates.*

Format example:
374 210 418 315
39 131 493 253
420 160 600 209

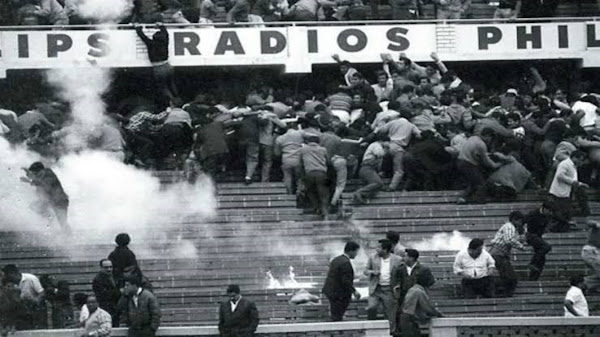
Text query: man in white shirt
1 264 46 329
353 134 390 204
548 150 590 232
371 70 393 103
572 95 599 132
454 239 496 298
564 274 589 317
363 239 402 322
375 111 422 191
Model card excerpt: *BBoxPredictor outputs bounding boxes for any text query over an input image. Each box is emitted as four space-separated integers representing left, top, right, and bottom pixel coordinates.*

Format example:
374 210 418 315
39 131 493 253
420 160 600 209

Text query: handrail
0 16 598 31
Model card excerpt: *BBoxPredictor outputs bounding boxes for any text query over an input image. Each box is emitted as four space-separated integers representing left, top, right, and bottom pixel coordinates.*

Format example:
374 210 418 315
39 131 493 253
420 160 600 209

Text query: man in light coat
364 239 403 322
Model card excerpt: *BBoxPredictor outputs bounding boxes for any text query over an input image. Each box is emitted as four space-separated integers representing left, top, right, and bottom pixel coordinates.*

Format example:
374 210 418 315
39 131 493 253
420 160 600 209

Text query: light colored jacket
364 253 403 295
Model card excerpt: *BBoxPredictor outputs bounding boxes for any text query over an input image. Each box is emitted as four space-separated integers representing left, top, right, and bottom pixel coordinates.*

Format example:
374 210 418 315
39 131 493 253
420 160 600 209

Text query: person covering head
28 162 45 172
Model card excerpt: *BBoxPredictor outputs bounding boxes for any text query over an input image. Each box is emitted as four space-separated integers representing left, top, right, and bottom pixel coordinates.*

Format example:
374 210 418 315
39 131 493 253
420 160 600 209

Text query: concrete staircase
1 171 599 326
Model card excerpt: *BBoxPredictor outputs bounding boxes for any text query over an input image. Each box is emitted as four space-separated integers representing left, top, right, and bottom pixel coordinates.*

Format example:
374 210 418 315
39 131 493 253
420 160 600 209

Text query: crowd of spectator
1 47 599 224
0 233 162 336
0 0 588 26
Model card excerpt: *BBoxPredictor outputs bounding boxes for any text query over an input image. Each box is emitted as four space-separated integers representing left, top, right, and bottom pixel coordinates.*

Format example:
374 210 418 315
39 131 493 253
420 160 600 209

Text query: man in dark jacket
403 130 453 191
390 249 435 336
322 241 362 321
119 276 161 337
135 22 178 104
92 259 121 327
21 161 69 232
525 203 553 280
218 285 259 337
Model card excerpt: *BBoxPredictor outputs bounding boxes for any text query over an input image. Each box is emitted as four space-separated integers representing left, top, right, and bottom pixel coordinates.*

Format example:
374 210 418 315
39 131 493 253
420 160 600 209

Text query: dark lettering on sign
337 29 367 52
558 25 568 49
214 31 245 55
386 27 410 51
260 31 286 54
308 30 318 53
18 34 29 58
587 24 600 48
478 26 502 50
516 26 541 49
88 33 110 57
47 34 73 58
174 32 201 56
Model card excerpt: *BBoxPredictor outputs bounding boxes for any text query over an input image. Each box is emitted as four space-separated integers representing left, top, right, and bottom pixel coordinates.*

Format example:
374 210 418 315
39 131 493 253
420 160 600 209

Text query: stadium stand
1 174 599 330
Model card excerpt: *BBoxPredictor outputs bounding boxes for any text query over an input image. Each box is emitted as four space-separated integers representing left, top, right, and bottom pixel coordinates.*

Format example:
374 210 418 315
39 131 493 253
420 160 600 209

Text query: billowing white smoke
405 230 472 252
72 0 134 24
55 151 217 259
0 139 47 231
0 137 217 260
45 67 111 151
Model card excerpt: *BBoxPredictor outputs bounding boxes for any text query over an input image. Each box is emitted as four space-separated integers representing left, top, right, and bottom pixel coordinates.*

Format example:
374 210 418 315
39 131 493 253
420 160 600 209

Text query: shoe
528 266 541 281
352 193 365 204
244 177 252 185
456 197 467 205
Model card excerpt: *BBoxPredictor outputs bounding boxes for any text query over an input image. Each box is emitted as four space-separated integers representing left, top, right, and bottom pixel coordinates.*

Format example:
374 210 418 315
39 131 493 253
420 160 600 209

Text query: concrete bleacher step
3 175 600 325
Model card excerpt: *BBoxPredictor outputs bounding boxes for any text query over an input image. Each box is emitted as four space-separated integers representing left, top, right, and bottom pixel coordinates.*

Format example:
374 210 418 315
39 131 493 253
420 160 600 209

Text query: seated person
453 238 496 298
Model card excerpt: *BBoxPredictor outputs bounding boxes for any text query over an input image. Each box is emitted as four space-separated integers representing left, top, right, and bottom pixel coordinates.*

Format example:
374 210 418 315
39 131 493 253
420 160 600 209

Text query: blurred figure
39 274 73 328
1 265 46 330
20 161 70 232
0 278 29 335
582 221 600 291
218 285 259 337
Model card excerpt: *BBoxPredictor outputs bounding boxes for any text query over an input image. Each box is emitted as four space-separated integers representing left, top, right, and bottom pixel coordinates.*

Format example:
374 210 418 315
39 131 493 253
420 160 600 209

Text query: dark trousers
461 276 495 298
152 62 178 103
52 202 69 232
125 131 155 163
154 123 193 168
492 254 518 297
356 165 383 199
399 313 421 337
304 170 330 216
202 154 227 179
327 296 351 322
526 233 551 280
457 160 486 203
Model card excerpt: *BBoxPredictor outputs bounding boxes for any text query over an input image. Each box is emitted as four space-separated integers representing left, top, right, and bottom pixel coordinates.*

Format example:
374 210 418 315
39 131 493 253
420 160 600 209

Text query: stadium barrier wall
429 317 600 337
12 321 389 337
1 19 600 75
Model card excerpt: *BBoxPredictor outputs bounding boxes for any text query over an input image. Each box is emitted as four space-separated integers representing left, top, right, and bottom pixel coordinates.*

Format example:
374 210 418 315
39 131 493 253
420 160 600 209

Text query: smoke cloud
404 230 472 252
0 136 217 261
72 0 134 24
44 67 111 151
